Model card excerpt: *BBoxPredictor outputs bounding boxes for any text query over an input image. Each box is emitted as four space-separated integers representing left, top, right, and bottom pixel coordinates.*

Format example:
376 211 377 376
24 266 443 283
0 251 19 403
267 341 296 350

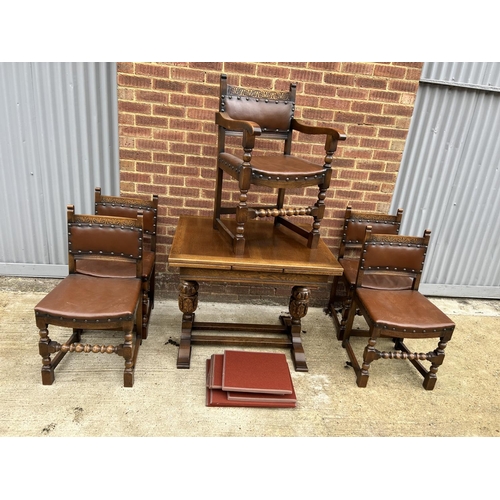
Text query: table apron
178 267 333 286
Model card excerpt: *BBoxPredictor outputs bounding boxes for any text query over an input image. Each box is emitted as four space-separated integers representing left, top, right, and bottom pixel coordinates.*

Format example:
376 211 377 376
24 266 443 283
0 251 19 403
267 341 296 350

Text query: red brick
135 64 171 78
170 93 204 107
356 77 387 90
239 76 274 90
347 125 377 137
320 75 356 89
189 62 224 71
374 64 407 79
118 101 151 114
171 67 206 82
335 111 365 124
136 139 168 151
364 114 396 126
369 171 397 183
383 104 415 117
397 62 424 69
119 149 152 161
336 87 370 100
136 162 167 174
320 97 351 111
170 118 202 131
389 79 420 93
118 74 152 89
302 108 335 121
137 183 168 195
117 62 134 73
170 142 202 155
373 150 404 162
351 101 384 114
290 68 324 82
308 62 342 71
378 127 409 139
154 79 186 92
225 62 258 75
360 138 391 149
169 186 201 197
342 62 375 75
121 171 152 183
136 90 169 104
136 115 169 128
168 165 199 176
186 82 219 96
120 126 151 138
369 90 401 103
155 153 186 165
257 64 292 79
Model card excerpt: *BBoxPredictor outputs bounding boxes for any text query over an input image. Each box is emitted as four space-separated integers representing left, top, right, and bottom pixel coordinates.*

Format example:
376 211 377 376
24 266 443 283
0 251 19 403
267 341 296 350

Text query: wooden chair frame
91 187 158 339
213 73 346 256
342 226 455 390
34 206 145 387
329 205 404 340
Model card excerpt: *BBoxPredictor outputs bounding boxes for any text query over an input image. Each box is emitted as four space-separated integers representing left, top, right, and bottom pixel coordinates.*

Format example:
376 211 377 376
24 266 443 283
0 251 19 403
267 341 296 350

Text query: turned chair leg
422 335 450 390
357 337 379 388
38 325 55 385
122 329 135 388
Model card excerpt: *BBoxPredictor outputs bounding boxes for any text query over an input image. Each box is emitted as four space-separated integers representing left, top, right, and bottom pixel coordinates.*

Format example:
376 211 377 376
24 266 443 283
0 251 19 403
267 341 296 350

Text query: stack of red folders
205 350 296 408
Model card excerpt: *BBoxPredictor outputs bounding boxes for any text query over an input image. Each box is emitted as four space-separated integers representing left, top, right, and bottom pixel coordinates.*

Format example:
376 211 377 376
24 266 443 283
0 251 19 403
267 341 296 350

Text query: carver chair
329 206 404 341
213 73 346 256
34 205 145 387
74 187 158 339
342 226 455 390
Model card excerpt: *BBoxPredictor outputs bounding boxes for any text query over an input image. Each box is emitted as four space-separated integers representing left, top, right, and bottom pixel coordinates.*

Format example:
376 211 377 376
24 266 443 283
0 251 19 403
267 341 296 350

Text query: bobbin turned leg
122 329 135 388
177 280 199 369
37 322 55 385
357 336 379 388
423 334 450 390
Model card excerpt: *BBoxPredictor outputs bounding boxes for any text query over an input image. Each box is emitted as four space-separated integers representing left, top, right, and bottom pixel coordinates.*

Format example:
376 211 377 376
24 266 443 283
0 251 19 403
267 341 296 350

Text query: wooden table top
168 216 343 276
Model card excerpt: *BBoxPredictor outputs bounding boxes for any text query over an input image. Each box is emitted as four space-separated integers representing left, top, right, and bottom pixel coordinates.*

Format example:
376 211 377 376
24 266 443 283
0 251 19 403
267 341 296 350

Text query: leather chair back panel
362 243 427 274
96 204 155 234
345 220 402 245
69 225 142 259
223 97 294 133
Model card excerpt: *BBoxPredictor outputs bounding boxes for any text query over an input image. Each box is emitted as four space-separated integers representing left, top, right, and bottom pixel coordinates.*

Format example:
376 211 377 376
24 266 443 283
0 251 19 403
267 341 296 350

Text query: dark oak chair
342 226 455 390
74 187 158 339
213 73 346 256
329 206 404 341
34 205 145 387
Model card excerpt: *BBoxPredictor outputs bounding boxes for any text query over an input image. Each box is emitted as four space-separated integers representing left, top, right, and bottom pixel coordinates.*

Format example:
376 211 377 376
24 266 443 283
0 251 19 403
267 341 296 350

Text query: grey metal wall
0 62 119 277
391 62 500 298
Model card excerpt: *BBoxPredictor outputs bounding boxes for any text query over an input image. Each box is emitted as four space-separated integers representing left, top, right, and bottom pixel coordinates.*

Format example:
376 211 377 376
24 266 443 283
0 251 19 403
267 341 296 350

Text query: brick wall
116 62 423 305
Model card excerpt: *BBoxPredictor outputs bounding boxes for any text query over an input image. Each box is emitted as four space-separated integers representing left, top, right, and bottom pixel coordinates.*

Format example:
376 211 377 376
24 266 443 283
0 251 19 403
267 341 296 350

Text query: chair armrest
216 111 262 136
291 118 346 141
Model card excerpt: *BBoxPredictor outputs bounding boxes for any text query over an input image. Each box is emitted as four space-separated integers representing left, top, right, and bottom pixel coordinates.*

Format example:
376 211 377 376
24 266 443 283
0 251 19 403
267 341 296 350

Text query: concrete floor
0 277 498 496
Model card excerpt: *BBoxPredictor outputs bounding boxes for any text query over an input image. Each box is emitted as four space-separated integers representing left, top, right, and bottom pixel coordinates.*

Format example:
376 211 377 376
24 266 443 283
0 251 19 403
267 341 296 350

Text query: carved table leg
177 280 199 369
286 285 310 372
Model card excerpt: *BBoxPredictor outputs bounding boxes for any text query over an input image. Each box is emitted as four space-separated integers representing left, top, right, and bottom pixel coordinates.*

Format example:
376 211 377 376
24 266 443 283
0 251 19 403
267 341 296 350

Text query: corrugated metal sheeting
0 62 119 277
391 62 500 298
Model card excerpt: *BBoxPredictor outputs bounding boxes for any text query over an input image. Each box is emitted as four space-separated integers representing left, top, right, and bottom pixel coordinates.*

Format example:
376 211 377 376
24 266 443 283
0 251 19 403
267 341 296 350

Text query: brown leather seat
213 73 346 256
329 206 404 340
35 274 141 321
34 206 145 387
77 187 159 339
342 226 455 390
